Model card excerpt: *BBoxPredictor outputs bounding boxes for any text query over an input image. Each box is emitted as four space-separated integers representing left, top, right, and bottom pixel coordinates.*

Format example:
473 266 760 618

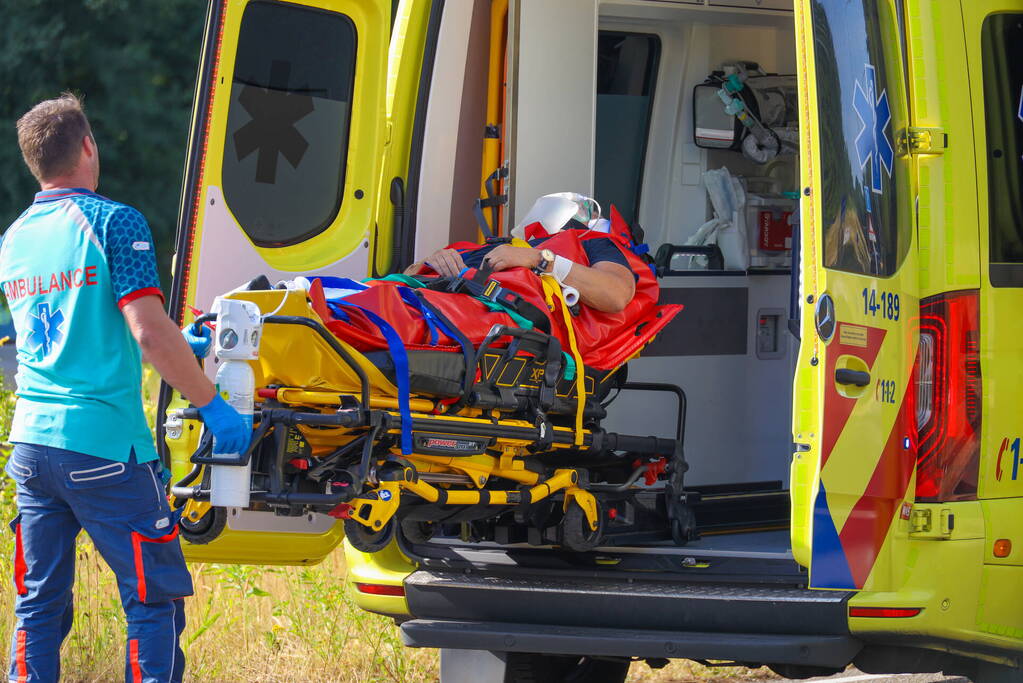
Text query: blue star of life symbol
853 63 894 195
28 303 65 356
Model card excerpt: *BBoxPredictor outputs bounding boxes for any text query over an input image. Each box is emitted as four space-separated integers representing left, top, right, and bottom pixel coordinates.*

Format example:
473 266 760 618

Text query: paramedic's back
0 188 161 460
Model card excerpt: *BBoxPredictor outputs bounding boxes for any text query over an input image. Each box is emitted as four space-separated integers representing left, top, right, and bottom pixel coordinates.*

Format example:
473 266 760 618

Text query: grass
0 372 778 681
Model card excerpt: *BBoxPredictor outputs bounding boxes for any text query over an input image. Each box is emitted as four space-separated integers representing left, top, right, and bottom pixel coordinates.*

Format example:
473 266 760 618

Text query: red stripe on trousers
16 629 27 682
130 638 142 683
14 522 27 595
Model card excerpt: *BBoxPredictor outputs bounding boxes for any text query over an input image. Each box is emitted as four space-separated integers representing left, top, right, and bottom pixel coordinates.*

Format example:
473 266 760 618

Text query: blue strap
332 301 414 455
316 276 369 291
397 287 440 346
324 302 352 322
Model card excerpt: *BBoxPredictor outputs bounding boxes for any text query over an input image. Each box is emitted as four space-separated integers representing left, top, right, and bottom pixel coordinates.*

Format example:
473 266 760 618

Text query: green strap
475 297 534 330
561 352 576 381
366 273 428 288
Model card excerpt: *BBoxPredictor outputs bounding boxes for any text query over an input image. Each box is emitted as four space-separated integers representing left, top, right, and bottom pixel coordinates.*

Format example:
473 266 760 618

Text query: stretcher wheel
399 520 436 545
179 507 227 545
344 518 396 553
559 500 604 552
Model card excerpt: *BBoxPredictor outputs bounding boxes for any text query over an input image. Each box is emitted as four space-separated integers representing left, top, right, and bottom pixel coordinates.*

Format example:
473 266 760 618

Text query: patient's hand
408 248 466 278
484 245 541 272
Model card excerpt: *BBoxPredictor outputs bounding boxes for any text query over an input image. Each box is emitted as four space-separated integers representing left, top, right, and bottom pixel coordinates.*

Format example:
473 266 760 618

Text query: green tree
0 0 203 294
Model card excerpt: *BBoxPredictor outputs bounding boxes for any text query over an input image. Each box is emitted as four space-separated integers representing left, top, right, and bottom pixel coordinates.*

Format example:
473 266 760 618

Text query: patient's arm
484 245 635 314
560 261 636 314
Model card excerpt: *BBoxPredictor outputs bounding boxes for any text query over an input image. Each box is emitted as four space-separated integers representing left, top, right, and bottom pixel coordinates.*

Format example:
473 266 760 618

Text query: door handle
835 368 871 387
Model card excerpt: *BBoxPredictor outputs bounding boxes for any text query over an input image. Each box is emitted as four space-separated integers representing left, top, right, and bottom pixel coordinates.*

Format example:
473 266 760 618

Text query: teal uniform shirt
0 188 164 462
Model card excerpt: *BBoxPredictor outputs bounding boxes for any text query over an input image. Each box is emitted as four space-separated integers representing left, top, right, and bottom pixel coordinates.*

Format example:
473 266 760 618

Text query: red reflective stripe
175 1 229 326
129 638 142 683
131 526 180 602
354 583 405 597
13 522 27 595
849 606 921 618
118 287 165 310
15 629 27 682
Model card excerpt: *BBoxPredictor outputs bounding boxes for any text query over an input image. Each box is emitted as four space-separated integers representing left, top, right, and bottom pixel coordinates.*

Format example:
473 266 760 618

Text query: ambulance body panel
163 0 1023 675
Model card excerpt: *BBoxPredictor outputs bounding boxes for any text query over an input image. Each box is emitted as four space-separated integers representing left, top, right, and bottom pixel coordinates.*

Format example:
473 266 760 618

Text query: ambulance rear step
402 568 853 638
401 569 858 667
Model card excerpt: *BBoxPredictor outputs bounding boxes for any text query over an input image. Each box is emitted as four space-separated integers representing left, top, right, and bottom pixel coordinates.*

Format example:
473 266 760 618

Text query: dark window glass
813 0 910 277
594 32 660 224
223 1 356 247
982 13 1023 286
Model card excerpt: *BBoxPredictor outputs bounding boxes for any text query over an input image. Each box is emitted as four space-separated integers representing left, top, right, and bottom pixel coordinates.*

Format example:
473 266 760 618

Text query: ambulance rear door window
812 0 911 277
222 1 356 248
982 13 1023 287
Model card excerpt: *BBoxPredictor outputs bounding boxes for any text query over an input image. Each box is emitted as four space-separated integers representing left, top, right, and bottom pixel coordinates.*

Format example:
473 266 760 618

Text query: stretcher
169 267 693 554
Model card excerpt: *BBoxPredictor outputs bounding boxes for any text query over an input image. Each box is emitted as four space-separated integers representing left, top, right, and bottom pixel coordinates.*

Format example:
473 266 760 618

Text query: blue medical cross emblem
853 64 894 195
28 303 65 356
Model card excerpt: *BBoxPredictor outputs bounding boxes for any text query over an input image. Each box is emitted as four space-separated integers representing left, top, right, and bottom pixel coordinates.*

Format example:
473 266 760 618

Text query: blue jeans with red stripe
5 444 193 682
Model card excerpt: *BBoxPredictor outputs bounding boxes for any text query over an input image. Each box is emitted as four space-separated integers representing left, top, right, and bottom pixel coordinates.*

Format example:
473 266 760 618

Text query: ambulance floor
606 529 792 560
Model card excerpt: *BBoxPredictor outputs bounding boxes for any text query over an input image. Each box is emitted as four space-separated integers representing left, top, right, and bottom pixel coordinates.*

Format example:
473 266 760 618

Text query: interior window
594 31 660 224
812 0 909 277
982 13 1023 287
222 1 356 248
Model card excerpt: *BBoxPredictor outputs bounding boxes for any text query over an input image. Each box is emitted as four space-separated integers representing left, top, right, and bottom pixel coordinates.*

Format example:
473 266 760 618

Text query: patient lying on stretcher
406 222 637 313
308 204 678 375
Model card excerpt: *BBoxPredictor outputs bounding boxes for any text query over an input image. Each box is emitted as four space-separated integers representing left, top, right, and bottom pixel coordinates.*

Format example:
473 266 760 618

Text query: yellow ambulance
161 0 1023 678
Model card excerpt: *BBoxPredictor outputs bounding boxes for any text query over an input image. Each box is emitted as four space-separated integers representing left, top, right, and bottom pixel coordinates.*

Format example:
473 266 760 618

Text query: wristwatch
535 248 556 274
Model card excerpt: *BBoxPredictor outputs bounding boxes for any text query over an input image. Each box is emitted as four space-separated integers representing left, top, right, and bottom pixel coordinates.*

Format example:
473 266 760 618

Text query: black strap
473 165 509 239
418 264 552 336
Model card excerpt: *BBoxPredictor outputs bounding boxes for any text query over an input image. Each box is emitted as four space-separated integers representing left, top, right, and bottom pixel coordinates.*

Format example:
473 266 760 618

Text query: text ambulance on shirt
0 188 163 463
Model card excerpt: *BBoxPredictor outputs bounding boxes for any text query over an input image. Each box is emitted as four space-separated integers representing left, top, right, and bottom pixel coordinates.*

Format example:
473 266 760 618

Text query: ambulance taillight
913 290 981 502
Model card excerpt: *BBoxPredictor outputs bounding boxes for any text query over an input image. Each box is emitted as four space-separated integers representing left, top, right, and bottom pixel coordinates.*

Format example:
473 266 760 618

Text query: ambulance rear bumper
400 619 862 668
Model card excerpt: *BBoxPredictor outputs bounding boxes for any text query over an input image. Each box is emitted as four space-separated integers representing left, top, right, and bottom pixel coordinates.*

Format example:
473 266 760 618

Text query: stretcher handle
598 432 678 456
621 382 687 444
178 406 363 429
262 315 372 412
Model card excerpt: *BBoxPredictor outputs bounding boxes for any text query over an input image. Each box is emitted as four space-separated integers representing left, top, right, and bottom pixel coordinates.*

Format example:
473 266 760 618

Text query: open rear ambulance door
159 0 393 564
170 0 391 323
791 0 919 591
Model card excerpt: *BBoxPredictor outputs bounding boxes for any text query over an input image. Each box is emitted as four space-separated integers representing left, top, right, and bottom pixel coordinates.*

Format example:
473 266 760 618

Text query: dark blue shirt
460 233 635 279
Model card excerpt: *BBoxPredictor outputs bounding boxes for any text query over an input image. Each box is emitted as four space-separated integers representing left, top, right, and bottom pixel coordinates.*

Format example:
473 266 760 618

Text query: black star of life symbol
233 60 315 184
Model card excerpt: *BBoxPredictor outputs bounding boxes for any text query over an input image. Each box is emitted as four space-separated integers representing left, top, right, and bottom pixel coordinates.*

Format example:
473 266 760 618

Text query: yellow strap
509 236 585 444
541 274 586 445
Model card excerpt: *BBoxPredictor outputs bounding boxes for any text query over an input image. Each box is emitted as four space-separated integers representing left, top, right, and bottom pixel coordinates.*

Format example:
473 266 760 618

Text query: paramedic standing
1 94 249 683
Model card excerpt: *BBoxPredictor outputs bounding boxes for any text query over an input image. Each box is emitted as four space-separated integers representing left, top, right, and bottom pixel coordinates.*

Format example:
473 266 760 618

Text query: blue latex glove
182 322 212 358
198 394 252 455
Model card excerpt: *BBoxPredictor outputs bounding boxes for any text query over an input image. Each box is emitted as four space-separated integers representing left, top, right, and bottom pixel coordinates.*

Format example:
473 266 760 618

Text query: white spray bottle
209 297 262 508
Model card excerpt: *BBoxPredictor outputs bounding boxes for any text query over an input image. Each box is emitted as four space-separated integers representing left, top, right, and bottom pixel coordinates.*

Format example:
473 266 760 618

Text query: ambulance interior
412 0 802 569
